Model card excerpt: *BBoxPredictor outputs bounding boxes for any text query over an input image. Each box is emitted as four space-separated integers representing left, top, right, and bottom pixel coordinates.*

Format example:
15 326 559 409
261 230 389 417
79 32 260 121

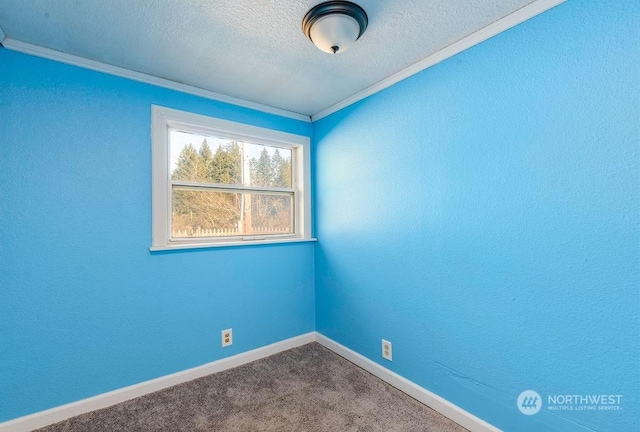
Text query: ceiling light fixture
302 1 368 54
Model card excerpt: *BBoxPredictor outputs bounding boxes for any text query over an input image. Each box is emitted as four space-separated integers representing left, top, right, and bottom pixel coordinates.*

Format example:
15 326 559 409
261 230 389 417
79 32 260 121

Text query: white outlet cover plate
382 339 392 361
222 329 233 347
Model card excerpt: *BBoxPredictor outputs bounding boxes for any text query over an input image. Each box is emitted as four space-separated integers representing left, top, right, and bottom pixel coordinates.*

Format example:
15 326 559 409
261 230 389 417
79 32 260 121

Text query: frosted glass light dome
309 14 360 54
302 1 368 55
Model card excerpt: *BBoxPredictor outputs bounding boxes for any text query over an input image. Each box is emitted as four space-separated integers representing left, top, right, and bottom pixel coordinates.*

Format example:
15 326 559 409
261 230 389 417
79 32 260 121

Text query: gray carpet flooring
36 343 467 432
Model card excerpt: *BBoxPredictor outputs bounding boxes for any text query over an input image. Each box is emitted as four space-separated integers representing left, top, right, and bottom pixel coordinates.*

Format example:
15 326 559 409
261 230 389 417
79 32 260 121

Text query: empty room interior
1 1 638 431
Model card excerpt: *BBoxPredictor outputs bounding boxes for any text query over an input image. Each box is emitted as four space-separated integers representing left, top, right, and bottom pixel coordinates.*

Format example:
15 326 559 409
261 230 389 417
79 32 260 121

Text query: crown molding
311 0 566 122
1 0 565 124
0 38 312 123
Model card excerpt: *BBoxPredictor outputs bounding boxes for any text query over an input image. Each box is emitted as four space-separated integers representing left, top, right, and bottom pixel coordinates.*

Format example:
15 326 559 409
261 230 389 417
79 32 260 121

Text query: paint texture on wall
313 1 639 431
0 48 315 422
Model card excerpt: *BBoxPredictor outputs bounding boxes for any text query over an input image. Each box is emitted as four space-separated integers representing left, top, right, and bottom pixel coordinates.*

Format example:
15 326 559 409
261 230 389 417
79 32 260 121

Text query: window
151 106 312 250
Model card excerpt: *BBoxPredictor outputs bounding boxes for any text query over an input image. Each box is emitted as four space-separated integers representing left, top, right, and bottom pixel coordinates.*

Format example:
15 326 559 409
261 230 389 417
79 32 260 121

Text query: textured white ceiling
0 0 535 117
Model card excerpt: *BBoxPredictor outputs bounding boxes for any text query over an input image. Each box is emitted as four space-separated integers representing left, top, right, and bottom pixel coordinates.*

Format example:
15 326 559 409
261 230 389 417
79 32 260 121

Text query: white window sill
150 237 317 252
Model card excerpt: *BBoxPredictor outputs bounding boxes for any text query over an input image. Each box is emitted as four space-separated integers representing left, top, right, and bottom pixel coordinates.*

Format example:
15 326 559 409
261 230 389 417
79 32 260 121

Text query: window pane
171 187 293 238
170 130 292 188
245 143 292 188
170 130 242 185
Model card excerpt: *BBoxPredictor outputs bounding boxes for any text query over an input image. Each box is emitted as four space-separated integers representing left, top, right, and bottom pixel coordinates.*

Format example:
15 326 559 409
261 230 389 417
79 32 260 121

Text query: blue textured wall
314 1 638 431
0 48 315 422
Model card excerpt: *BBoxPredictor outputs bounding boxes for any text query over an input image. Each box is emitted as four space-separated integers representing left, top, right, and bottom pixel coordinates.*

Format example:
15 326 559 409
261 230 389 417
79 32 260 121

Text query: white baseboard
315 333 501 432
0 332 316 432
2 332 498 432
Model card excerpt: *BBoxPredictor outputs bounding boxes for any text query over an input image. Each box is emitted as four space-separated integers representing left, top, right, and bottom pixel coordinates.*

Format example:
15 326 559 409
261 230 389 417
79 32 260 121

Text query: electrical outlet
222 328 233 347
382 339 392 361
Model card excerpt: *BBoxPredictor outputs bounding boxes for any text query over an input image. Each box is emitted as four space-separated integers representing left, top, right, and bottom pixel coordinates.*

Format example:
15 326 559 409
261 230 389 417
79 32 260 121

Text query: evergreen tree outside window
151 106 312 250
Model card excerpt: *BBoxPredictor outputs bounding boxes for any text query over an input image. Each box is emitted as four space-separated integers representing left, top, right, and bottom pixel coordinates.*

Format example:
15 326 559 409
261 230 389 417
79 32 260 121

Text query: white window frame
150 106 313 251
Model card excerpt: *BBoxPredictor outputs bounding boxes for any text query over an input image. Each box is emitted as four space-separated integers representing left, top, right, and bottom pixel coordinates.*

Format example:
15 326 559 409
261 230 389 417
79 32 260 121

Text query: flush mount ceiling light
302 1 368 54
